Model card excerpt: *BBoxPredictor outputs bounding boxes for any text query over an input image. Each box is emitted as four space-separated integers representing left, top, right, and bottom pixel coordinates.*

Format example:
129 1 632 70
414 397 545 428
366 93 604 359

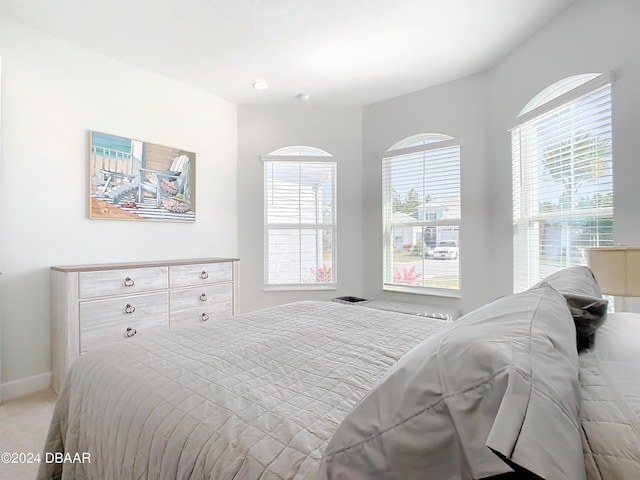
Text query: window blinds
512 76 613 292
264 159 336 289
381 139 461 294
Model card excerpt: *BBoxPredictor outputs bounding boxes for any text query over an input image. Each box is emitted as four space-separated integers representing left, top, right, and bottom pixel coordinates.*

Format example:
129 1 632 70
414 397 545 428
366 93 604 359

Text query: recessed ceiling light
296 93 311 101
252 81 269 91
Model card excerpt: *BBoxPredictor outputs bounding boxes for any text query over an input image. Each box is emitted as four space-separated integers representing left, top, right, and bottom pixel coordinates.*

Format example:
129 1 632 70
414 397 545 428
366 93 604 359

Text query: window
381 134 461 296
512 73 613 292
263 146 336 290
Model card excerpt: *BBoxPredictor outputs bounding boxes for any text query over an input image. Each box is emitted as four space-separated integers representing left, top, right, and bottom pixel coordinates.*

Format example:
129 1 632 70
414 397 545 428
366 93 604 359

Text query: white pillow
595 312 640 363
319 285 585 480
531 265 602 297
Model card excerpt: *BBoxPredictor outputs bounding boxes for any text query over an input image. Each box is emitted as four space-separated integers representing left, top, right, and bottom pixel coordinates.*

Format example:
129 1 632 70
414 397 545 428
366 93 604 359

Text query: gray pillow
318 285 585 480
532 266 608 350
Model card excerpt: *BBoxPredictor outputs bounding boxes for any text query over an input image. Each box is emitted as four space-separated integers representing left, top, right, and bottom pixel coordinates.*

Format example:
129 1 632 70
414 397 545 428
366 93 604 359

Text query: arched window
380 133 461 296
268 146 331 156
519 73 602 116
263 146 336 289
511 73 613 291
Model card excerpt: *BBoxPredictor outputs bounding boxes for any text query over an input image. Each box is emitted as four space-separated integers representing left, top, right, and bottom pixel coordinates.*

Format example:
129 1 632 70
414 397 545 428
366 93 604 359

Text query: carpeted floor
0 389 57 480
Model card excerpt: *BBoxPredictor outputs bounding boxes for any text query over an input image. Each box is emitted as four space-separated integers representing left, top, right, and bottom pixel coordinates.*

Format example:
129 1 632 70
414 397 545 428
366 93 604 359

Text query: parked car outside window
432 240 459 260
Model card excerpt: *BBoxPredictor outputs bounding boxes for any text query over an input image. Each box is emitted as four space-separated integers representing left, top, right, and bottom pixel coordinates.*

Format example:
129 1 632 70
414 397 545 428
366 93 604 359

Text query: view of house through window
381 134 461 295
512 73 613 292
263 146 336 289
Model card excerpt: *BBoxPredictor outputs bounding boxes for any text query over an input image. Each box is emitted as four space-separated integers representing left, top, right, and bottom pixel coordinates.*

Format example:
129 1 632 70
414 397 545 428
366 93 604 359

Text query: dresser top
51 258 239 273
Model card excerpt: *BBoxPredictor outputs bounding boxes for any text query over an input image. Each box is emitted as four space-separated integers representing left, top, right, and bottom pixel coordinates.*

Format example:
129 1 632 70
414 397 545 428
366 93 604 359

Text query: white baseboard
0 371 52 402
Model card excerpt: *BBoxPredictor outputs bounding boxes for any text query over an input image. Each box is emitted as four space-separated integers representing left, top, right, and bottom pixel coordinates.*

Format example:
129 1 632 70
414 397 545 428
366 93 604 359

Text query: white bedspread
38 301 450 480
578 351 640 479
594 312 640 420
600 360 640 420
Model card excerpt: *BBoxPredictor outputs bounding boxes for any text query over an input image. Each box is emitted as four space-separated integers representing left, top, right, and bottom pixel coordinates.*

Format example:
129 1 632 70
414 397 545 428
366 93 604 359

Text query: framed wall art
89 131 196 222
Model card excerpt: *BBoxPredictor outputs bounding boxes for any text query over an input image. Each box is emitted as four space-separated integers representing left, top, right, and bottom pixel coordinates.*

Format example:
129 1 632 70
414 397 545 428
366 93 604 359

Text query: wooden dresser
50 258 238 393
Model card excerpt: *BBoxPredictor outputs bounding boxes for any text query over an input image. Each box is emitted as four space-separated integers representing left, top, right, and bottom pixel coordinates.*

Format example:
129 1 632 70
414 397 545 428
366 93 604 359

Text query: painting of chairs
89 131 196 222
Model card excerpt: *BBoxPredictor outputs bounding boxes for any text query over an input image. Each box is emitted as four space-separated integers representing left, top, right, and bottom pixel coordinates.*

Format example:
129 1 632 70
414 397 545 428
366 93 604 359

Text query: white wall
0 17 238 399
363 0 640 313
362 74 492 314
486 0 640 300
237 105 362 313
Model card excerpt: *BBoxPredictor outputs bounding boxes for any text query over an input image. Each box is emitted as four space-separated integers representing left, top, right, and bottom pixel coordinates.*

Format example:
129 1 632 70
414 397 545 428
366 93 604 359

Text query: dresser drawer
170 284 232 312
80 315 167 353
80 292 169 329
169 262 232 288
169 301 233 328
79 266 168 299
51 258 237 393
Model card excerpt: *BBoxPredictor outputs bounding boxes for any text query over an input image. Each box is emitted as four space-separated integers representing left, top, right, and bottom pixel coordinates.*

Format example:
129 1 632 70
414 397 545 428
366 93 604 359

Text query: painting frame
89 131 196 222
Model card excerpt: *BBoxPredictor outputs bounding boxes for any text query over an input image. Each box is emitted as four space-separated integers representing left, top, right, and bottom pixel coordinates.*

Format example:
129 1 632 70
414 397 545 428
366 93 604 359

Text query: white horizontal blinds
264 157 336 288
382 136 461 293
512 77 613 292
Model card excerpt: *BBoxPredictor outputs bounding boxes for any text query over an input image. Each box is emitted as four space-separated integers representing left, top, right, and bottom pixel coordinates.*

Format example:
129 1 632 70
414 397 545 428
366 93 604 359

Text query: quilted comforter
579 350 640 479
37 301 451 480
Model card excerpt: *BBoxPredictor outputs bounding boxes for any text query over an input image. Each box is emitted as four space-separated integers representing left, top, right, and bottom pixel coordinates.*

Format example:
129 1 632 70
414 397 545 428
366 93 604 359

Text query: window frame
262 148 337 291
511 72 614 292
380 135 462 298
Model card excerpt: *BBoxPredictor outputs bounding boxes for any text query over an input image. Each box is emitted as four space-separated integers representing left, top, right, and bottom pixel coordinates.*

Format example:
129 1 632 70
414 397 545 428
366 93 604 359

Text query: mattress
37 300 451 480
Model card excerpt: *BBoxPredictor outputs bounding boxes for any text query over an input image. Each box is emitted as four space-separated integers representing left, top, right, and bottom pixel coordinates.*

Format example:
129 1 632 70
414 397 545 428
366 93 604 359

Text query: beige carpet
0 389 57 480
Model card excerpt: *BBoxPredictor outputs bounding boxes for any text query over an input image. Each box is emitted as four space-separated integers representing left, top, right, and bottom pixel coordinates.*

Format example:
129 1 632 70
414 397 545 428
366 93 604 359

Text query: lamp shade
586 247 640 297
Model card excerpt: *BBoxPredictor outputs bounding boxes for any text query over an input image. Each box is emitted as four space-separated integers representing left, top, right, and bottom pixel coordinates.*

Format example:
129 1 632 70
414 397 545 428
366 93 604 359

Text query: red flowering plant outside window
310 265 332 283
392 266 421 285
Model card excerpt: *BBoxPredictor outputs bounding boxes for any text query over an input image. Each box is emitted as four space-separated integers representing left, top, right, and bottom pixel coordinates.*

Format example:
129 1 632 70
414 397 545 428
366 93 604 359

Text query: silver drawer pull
124 304 136 314
124 277 135 287
199 293 208 302
200 271 209 279
126 327 137 337
201 313 210 322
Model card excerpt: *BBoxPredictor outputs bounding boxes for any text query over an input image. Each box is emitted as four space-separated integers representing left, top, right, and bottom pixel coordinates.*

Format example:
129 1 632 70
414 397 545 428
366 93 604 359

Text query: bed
38 300 450 479
38 267 640 480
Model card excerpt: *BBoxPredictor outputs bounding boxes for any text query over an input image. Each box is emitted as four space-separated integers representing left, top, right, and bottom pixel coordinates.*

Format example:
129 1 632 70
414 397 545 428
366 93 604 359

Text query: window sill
264 284 337 292
383 284 461 298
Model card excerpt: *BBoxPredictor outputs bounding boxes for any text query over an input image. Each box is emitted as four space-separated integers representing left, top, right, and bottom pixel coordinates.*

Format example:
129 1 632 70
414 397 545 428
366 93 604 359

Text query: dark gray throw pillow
564 293 608 350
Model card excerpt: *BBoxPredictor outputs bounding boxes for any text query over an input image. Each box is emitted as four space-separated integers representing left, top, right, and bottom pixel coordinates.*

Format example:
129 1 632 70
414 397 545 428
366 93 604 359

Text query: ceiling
0 0 577 106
